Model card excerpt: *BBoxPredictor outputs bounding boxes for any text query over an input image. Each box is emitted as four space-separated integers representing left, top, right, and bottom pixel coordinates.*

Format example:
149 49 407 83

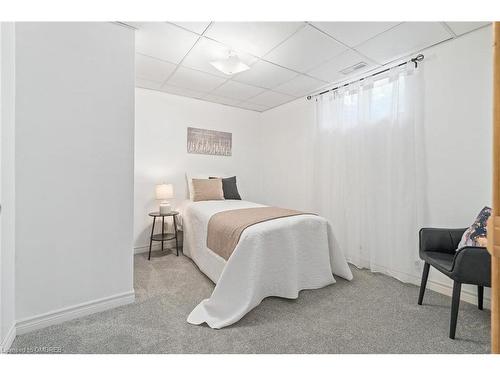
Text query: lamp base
159 202 171 214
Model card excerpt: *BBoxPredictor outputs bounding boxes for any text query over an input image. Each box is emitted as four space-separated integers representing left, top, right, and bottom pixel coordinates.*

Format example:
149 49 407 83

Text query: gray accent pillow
209 176 242 200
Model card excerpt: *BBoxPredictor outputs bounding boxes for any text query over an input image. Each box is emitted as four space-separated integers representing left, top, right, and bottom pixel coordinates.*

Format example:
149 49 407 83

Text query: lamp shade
155 183 174 200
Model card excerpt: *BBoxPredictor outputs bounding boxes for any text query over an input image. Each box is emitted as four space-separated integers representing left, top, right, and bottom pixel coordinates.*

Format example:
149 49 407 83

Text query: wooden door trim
489 21 500 354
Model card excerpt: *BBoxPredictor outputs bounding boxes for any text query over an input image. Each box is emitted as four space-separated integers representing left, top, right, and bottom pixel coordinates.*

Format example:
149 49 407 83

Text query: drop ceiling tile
171 22 211 34
232 60 297 89
445 22 490 36
203 94 242 106
135 54 177 83
308 49 378 83
167 66 227 92
211 80 265 101
136 78 163 90
274 74 327 97
205 22 304 57
248 90 295 107
160 84 207 99
357 22 453 64
182 38 257 78
121 22 142 29
264 25 347 72
236 102 270 112
135 22 199 64
311 22 400 47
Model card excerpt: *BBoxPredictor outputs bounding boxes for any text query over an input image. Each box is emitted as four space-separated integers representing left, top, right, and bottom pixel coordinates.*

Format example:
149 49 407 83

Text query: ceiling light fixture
210 52 250 76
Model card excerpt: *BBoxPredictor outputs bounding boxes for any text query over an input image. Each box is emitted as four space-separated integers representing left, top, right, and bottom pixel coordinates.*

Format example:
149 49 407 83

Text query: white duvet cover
180 200 353 329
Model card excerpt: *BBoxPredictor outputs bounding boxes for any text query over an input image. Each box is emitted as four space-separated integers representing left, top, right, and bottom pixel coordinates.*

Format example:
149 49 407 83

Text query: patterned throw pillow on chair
457 206 492 250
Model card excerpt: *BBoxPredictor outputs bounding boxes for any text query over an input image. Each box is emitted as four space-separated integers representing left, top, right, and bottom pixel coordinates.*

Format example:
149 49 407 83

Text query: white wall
422 26 492 228
0 22 16 352
15 23 136 327
258 97 315 211
134 89 262 250
420 26 493 301
259 26 493 304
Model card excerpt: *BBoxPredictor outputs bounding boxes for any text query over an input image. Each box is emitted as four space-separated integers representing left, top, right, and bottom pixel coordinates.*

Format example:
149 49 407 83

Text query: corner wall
14 23 136 331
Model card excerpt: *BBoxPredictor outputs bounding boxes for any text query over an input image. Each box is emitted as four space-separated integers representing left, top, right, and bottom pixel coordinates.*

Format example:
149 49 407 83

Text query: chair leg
418 262 430 305
478 285 484 310
449 281 462 339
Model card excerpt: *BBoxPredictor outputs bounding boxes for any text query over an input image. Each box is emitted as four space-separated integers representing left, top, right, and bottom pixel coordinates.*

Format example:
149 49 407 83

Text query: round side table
148 211 180 260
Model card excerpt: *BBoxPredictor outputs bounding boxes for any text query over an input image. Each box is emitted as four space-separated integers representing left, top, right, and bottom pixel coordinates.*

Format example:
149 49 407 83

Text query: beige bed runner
207 207 312 260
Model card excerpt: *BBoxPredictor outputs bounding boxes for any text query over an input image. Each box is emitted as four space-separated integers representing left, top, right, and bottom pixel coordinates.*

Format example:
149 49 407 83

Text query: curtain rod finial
412 54 425 67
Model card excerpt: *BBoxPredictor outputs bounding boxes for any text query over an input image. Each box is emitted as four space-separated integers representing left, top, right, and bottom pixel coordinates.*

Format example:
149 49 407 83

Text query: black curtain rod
306 54 425 100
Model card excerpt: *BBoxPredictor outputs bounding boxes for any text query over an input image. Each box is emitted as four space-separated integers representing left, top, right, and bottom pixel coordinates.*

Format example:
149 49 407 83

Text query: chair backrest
419 228 466 255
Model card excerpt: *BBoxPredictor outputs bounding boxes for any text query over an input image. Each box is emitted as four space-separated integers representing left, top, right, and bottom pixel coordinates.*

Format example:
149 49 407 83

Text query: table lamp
155 183 174 214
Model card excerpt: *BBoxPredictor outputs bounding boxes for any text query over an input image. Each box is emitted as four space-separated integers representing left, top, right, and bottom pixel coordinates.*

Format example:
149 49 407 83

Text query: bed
179 199 353 329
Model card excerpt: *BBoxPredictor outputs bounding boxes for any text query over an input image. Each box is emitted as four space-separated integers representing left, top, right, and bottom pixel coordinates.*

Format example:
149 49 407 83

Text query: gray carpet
10 250 490 353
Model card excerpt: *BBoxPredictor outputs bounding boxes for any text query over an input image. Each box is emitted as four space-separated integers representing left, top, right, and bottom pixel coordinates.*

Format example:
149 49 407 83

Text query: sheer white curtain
312 64 426 283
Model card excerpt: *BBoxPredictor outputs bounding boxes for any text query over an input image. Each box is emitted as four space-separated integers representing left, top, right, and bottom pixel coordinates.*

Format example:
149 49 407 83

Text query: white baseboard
134 243 161 254
134 239 183 254
426 279 491 310
15 290 135 335
0 323 16 354
9 261 489 343
134 243 180 254
348 260 491 310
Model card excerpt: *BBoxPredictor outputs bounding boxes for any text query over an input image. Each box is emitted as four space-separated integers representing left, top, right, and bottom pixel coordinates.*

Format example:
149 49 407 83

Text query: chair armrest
451 246 491 286
419 228 467 255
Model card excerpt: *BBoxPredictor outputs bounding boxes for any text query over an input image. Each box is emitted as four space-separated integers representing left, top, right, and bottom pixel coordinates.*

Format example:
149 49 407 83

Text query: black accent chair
418 228 491 339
